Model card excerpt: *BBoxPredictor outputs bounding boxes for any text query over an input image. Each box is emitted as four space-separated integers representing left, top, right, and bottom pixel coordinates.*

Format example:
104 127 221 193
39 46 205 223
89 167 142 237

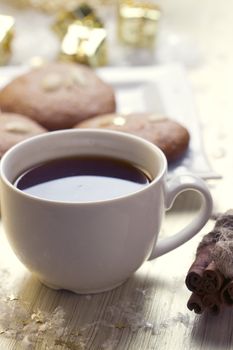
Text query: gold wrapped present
6 0 116 13
60 21 107 67
53 3 97 38
118 0 161 48
54 4 108 67
0 15 15 65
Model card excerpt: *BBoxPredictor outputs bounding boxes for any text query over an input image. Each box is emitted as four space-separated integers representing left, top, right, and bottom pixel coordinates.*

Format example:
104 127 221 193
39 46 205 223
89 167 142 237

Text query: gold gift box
118 0 161 48
54 4 108 67
0 15 15 65
60 21 107 67
53 3 97 38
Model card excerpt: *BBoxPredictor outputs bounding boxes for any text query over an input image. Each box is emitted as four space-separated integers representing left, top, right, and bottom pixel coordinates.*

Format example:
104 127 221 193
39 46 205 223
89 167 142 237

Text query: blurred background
0 0 233 165
1 0 229 69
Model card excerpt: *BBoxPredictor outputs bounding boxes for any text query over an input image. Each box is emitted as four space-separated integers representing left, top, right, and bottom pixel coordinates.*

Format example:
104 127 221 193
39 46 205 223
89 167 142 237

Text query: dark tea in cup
14 156 151 202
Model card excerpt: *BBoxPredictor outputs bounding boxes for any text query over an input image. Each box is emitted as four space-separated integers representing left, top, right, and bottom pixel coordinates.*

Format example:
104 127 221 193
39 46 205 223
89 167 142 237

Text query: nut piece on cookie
0 112 47 157
0 62 116 131
74 112 190 162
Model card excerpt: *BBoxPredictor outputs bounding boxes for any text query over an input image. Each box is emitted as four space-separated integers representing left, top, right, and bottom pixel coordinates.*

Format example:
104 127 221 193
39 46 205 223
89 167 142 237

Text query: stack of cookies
0 62 190 162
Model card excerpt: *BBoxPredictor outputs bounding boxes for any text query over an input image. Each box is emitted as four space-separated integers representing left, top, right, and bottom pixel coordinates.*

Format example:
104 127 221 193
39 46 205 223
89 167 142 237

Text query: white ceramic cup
0 129 213 294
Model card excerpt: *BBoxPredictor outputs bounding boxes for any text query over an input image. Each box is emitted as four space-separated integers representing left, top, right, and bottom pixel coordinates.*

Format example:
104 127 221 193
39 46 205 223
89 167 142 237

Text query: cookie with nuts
75 113 190 162
0 113 47 157
0 62 116 130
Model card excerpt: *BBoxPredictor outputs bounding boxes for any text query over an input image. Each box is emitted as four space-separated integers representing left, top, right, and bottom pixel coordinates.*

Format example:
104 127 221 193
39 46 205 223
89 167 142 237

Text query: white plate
0 64 219 179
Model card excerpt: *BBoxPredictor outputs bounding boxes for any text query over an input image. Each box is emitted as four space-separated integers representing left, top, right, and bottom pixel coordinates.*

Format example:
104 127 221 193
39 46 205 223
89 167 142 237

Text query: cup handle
148 175 213 260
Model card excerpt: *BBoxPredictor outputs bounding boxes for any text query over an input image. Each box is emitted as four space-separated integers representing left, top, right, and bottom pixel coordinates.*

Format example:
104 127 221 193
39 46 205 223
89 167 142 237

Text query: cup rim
0 129 168 205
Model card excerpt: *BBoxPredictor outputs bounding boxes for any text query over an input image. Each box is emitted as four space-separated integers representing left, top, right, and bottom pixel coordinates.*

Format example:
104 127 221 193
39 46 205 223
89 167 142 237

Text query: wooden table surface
1 1 233 349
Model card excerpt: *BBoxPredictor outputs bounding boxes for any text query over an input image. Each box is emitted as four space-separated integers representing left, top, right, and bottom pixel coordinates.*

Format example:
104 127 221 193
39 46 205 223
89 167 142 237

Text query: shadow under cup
0 129 167 293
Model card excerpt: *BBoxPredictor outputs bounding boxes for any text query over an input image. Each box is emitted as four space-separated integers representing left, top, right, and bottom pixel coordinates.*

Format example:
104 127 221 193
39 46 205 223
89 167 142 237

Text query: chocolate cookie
75 113 190 162
0 62 116 130
0 113 47 157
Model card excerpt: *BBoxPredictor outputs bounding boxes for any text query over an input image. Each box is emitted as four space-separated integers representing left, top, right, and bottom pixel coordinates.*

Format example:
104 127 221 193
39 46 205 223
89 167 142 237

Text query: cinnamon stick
202 293 221 314
187 293 205 314
185 242 216 295
185 218 223 295
185 211 233 314
220 280 233 305
202 261 224 294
